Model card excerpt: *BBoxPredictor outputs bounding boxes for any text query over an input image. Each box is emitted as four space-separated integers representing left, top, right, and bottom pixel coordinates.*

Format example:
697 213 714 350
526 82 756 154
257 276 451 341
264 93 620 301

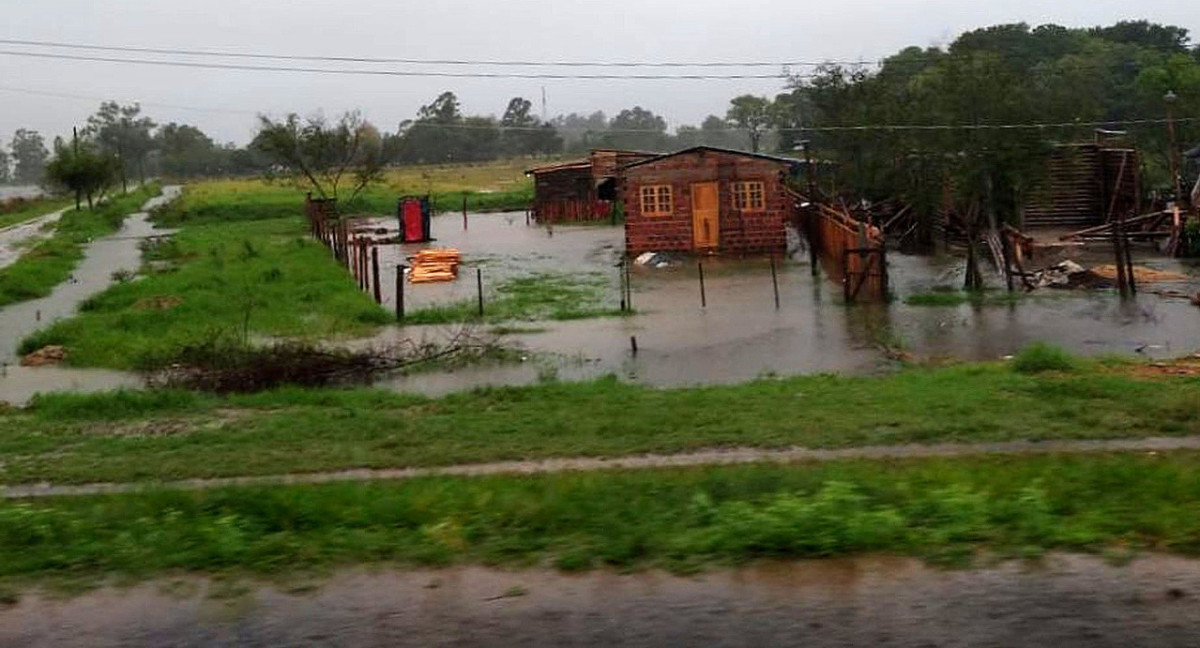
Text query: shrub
1012 342 1076 374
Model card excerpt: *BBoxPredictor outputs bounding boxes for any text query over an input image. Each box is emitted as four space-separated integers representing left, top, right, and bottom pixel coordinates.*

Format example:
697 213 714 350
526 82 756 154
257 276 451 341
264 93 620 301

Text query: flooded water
0 185 44 201
356 212 1200 396
0 187 179 403
0 206 71 271
5 554 1200 647
1 207 1198 405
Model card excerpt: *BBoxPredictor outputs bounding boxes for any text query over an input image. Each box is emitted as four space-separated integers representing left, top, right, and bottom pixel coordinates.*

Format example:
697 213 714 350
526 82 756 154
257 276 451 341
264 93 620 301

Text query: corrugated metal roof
525 160 592 175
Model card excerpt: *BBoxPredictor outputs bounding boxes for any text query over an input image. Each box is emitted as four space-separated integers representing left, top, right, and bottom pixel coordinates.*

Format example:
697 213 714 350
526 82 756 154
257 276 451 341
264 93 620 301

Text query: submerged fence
807 203 888 302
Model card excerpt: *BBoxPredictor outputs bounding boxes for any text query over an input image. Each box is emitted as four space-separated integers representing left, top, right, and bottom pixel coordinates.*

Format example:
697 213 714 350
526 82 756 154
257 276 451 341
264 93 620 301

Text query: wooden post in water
395 265 406 320
624 255 633 312
618 259 627 312
371 247 381 304
770 255 780 309
462 193 469 230
698 262 707 308
476 268 484 318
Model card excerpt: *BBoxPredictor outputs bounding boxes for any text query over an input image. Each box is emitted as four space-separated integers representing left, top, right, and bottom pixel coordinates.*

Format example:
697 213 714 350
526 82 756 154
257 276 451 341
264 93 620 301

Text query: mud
4 554 1200 647
7 435 1200 500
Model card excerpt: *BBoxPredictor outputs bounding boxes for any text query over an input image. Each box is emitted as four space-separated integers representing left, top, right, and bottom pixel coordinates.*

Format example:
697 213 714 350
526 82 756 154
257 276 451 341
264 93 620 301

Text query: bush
1012 342 1076 374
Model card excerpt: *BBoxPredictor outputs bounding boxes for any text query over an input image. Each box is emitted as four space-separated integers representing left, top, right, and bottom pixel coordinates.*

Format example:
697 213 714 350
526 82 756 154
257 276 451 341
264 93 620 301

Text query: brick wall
622 150 791 255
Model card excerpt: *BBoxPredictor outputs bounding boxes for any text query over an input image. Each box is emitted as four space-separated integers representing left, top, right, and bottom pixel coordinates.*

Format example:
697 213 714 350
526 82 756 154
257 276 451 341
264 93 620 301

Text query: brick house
621 146 801 255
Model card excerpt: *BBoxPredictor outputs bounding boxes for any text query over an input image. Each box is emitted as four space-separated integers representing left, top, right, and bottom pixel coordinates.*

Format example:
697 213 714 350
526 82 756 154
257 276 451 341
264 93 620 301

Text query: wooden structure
527 150 656 223
409 248 461 284
803 201 887 302
1023 143 1141 228
621 146 801 255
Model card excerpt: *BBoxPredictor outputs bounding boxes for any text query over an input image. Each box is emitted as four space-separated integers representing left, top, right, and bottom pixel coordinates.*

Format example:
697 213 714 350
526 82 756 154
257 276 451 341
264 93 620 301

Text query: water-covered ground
362 212 1200 396
1 208 1197 404
5 554 1200 647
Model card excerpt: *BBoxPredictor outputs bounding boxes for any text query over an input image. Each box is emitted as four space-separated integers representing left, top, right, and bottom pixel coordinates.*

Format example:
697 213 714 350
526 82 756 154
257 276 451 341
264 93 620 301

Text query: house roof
619 146 805 171
525 160 592 176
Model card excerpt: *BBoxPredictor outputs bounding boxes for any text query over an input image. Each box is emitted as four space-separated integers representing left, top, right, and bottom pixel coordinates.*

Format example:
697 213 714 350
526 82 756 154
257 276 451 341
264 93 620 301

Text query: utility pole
72 127 81 210
1165 90 1183 206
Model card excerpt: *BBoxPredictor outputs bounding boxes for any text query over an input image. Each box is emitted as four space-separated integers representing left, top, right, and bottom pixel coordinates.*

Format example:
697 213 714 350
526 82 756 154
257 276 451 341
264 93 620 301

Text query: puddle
0 187 180 404
4 554 1200 647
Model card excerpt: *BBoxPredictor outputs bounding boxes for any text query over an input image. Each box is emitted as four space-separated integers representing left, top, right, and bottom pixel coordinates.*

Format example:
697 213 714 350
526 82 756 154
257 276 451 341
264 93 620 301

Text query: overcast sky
1 0 1198 147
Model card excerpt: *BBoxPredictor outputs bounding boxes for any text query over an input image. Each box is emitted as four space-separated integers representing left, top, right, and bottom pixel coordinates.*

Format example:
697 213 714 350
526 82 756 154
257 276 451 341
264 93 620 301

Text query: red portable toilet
398 196 432 243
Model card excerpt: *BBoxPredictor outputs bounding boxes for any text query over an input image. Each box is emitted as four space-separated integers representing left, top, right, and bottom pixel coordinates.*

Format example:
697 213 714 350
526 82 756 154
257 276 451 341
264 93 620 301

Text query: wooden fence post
770 255 780 309
371 247 381 304
698 262 707 308
396 265 406 320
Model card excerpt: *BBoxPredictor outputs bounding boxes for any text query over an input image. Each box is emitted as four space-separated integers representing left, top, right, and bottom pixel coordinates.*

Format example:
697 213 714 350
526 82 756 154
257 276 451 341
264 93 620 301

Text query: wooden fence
807 203 887 302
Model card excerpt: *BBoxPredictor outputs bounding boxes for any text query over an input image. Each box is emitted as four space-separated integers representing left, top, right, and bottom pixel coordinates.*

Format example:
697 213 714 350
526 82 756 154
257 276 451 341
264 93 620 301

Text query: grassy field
4 452 1200 583
1 356 1197 484
404 271 626 325
0 186 161 308
159 161 537 226
19 215 393 368
0 195 74 230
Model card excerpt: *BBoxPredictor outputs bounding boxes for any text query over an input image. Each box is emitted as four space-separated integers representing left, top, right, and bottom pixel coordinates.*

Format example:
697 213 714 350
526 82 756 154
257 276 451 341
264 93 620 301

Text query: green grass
157 164 534 226
5 452 1200 582
0 186 161 308
404 271 625 324
0 195 73 230
2 359 1198 485
18 215 392 369
1012 342 1078 374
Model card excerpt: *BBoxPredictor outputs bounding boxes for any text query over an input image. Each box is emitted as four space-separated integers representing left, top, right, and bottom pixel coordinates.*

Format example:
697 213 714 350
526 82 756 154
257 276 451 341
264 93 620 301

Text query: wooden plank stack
409 248 461 284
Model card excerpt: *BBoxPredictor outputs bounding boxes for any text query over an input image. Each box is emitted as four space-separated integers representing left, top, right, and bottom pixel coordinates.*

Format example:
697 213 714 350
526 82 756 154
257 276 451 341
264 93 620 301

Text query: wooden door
691 182 720 250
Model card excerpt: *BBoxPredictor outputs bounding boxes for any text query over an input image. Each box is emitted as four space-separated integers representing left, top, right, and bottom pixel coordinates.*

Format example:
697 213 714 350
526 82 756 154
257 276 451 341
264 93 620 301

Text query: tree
726 95 772 152
155 123 221 177
253 111 384 204
0 147 10 184
44 135 118 210
10 129 48 185
499 97 563 157
85 102 156 192
601 107 670 151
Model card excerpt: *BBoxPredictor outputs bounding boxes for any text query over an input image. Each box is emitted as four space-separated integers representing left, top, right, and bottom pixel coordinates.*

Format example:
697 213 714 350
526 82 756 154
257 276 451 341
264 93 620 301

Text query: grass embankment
4 452 1200 583
19 215 392 369
162 161 535 225
0 195 73 230
405 271 625 325
2 356 1197 484
0 186 161 308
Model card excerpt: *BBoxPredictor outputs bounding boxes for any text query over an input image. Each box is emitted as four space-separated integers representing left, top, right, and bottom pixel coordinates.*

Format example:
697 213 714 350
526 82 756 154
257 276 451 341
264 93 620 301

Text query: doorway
691 182 720 250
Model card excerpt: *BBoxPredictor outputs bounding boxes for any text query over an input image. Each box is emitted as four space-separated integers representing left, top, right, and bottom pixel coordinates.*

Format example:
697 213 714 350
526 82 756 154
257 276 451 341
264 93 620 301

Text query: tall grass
4 453 1200 580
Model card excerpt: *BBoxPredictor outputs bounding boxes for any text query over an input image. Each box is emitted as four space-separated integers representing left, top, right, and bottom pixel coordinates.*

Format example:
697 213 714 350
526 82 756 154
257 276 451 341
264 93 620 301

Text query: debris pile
21 345 67 367
409 248 461 284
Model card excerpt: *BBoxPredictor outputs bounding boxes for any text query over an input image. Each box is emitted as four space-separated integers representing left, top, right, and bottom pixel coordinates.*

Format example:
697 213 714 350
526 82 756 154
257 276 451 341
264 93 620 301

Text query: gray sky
2 0 1198 146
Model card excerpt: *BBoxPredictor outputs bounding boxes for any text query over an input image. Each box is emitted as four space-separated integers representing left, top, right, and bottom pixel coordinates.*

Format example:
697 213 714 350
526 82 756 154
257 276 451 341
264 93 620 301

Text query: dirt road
6 435 1200 500
4 554 1199 647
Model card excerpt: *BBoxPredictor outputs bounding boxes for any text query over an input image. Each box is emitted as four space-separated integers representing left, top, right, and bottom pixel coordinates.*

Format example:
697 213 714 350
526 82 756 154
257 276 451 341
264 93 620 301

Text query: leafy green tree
155 123 222 177
0 147 10 184
726 95 772 152
10 129 48 185
253 111 384 204
44 135 118 210
85 102 156 192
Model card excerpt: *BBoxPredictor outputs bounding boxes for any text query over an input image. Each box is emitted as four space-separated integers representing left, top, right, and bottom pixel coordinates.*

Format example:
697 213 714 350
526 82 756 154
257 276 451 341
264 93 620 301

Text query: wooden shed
527 150 657 223
620 146 801 255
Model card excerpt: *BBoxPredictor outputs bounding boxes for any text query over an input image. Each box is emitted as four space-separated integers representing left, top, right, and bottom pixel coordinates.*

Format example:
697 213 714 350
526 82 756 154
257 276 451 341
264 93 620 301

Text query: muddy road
5 554 1200 647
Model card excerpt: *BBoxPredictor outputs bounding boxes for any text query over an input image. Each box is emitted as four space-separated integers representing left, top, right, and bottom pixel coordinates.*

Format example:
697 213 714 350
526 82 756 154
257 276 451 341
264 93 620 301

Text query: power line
0 49 797 80
0 85 257 115
0 37 1191 70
